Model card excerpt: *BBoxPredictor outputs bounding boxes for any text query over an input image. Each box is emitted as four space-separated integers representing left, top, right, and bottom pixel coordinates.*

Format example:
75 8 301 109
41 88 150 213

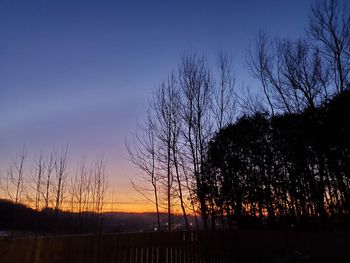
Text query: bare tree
248 0 350 114
68 169 77 213
248 32 330 114
76 159 88 214
34 152 45 211
213 51 237 130
152 78 176 230
0 170 4 200
166 74 190 230
93 156 107 234
54 147 68 212
5 147 26 206
247 31 277 115
127 113 162 230
4 146 26 236
278 38 329 109
178 52 213 230
43 148 55 211
309 0 350 94
129 51 239 230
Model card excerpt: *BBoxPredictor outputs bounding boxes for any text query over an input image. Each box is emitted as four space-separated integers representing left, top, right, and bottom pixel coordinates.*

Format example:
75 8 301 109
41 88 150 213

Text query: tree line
128 0 350 230
205 91 350 230
0 147 108 235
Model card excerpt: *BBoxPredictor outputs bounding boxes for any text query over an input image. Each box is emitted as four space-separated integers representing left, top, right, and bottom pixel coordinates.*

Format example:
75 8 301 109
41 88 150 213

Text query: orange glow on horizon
102 201 156 213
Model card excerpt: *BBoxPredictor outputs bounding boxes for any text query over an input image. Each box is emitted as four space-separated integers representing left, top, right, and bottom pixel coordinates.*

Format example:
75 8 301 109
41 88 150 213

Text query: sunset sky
0 0 311 212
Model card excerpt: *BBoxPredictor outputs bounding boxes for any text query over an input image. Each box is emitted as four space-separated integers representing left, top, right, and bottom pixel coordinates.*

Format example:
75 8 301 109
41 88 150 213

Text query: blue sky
0 0 311 209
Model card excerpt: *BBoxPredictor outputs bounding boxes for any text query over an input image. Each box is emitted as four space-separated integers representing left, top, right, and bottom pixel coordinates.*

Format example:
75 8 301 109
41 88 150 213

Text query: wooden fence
0 230 349 263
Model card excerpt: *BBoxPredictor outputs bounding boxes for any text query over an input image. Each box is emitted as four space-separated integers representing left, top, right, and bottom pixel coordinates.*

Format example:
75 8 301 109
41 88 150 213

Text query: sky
0 0 312 212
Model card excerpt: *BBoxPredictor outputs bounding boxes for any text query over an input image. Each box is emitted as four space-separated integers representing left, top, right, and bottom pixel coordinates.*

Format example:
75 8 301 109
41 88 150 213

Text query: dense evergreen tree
203 91 350 229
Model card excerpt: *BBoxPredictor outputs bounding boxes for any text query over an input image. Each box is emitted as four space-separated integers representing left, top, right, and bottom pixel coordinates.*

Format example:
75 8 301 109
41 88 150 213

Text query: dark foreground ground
0 230 349 263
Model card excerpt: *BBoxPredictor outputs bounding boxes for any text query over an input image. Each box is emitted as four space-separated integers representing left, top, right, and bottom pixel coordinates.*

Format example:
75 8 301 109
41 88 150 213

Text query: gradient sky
0 0 311 211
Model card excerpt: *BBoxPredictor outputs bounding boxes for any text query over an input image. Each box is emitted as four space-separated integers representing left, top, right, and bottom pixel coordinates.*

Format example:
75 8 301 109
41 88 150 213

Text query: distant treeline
0 145 109 236
0 199 103 235
0 198 102 235
0 199 196 235
204 90 350 230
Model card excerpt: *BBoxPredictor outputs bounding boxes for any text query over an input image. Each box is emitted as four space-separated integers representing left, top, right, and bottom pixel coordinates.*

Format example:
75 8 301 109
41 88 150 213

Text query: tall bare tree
248 33 330 114
152 77 176 230
178 52 213 229
129 51 238 230
4 146 26 236
93 156 107 234
54 147 68 212
247 31 277 114
278 38 329 110
76 159 88 213
34 152 45 211
165 73 190 230
5 147 26 207
43 149 55 211
213 51 237 130
309 0 350 94
127 113 162 230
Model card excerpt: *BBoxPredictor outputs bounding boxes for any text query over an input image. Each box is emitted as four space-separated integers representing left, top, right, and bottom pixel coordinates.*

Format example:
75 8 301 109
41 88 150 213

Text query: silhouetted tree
127 115 162 230
54 147 69 213
3 146 26 236
309 0 350 94
203 90 350 229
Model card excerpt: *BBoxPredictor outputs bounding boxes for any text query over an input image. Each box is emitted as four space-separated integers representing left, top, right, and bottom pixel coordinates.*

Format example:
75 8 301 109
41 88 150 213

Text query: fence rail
0 230 349 263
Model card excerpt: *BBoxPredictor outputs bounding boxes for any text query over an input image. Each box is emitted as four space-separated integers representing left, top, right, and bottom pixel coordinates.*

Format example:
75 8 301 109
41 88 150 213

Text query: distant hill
0 199 197 237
